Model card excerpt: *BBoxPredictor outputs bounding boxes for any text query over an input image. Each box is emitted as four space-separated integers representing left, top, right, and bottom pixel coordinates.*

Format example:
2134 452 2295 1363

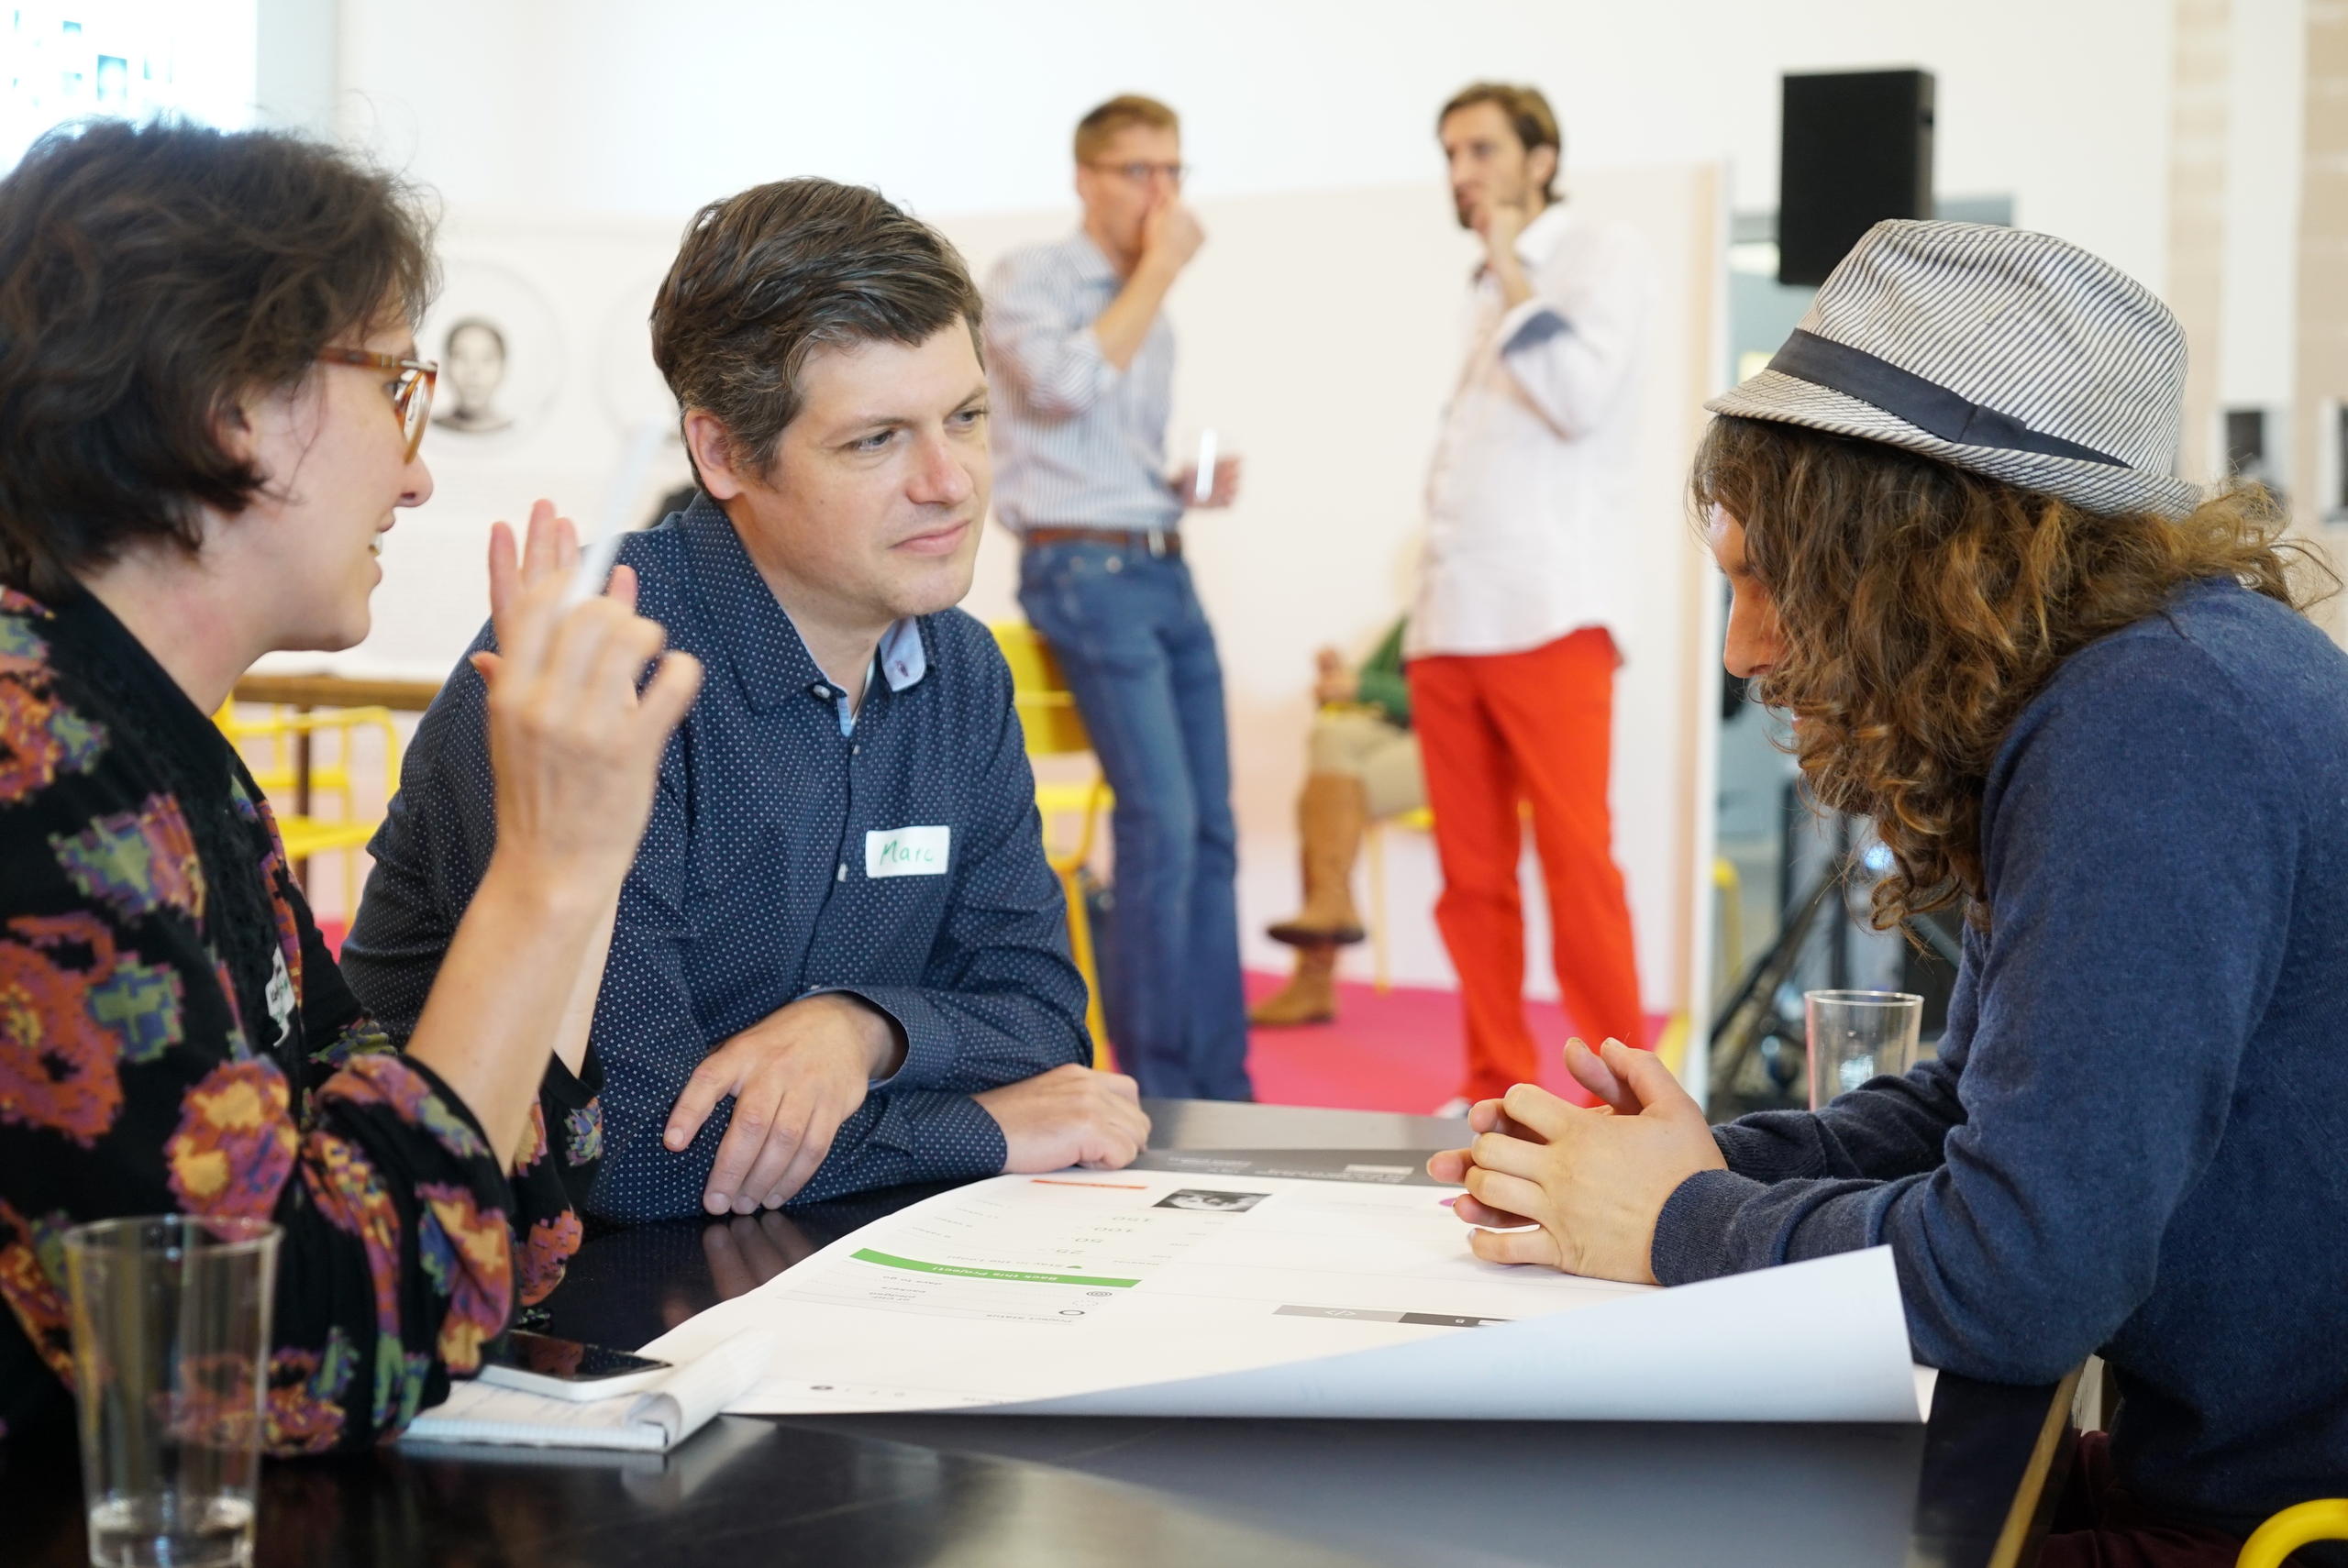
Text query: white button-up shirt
1409 202 1651 659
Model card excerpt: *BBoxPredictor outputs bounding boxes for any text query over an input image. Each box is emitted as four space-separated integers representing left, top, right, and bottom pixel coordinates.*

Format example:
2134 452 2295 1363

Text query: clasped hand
1426 1038 1725 1284
665 993 903 1215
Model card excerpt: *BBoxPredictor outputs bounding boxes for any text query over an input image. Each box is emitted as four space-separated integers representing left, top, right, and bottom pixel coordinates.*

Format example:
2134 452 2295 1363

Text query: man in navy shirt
347 179 1147 1221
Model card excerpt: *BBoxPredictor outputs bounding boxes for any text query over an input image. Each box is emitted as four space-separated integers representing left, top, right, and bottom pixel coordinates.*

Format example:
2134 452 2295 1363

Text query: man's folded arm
1494 231 1645 440
785 1091 1011 1207
985 255 1116 420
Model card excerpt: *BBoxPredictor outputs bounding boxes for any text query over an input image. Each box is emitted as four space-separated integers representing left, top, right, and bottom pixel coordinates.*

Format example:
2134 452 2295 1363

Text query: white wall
291 0 2209 1023
333 0 2176 284
2219 0 2306 416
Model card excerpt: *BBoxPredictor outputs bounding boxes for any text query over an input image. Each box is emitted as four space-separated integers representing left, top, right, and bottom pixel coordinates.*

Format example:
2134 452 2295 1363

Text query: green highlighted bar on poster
851 1248 1140 1288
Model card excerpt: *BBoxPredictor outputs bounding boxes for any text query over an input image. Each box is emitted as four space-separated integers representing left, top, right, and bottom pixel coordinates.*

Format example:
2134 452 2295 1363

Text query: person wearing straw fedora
1435 220 2348 1566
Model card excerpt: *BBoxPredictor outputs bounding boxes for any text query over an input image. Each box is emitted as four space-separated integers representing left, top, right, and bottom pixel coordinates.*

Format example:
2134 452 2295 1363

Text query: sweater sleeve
1652 640 2295 1383
1708 940 1981 1185
0 657 528 1453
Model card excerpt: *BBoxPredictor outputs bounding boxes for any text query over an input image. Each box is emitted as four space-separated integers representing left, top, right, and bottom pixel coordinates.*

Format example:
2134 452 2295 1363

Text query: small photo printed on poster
1154 1189 1270 1214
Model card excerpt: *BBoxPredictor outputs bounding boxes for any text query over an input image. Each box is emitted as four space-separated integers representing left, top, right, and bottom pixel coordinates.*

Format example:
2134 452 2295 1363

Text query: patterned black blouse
0 585 601 1452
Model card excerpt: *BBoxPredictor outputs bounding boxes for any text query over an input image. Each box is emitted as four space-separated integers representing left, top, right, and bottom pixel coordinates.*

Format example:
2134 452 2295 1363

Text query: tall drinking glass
1804 990 1923 1110
63 1216 281 1568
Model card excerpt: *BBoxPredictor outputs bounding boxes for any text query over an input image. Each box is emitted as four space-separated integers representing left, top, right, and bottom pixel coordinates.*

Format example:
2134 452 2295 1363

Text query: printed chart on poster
642 1152 1932 1423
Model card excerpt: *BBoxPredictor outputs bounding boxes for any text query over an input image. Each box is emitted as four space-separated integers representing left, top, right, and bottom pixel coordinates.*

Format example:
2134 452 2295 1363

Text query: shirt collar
873 615 926 691
675 493 933 711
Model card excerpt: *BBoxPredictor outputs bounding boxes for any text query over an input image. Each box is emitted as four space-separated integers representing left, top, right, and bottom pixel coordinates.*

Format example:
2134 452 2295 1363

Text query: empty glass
1804 990 1924 1110
63 1216 281 1568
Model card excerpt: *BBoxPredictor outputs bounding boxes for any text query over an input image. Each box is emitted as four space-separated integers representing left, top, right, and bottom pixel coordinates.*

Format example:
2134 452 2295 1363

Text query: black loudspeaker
1778 69 1935 287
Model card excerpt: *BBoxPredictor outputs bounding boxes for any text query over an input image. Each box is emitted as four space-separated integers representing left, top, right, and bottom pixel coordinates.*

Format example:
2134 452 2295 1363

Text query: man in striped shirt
982 94 1250 1101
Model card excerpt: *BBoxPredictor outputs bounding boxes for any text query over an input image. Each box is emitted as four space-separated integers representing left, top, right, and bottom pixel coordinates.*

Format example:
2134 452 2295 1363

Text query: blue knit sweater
1654 579 2348 1537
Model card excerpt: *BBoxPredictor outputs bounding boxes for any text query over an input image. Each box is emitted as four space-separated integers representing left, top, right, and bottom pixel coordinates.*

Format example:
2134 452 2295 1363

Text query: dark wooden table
2 1100 2076 1567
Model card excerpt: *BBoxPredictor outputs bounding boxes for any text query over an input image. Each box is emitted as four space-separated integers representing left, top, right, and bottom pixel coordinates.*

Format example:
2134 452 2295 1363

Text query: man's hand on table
665 992 906 1215
1425 1038 1724 1284
976 1065 1149 1172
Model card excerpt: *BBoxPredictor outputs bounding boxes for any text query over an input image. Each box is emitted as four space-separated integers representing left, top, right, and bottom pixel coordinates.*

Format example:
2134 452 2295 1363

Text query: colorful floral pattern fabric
0 589 603 1453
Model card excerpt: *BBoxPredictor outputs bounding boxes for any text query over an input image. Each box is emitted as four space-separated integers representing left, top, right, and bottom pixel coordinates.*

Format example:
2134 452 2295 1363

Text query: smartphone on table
476 1330 672 1402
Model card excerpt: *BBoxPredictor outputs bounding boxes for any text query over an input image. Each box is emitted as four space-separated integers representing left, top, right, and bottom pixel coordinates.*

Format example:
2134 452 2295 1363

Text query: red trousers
1408 628 1645 1103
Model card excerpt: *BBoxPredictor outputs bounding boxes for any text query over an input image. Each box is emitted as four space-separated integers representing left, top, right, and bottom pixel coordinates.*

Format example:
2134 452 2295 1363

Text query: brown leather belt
1022 525 1182 559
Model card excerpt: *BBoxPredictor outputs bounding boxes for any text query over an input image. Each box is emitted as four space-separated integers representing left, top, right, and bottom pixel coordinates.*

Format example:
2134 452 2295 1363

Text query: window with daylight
3 2 256 171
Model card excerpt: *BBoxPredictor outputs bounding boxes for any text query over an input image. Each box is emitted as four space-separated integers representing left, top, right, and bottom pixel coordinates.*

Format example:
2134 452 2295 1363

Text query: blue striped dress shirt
983 231 1181 533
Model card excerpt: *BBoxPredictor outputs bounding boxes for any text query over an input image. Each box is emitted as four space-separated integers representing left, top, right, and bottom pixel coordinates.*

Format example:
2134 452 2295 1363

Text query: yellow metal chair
213 702 401 916
990 622 1113 1069
2239 1499 2348 1568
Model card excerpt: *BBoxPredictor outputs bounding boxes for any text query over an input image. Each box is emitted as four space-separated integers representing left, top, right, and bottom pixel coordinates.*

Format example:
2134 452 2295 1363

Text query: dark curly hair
649 177 980 476
0 118 437 597
1693 415 2335 930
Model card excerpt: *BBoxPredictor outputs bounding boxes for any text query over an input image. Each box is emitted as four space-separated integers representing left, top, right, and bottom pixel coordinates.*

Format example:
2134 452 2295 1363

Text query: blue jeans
1018 540 1253 1100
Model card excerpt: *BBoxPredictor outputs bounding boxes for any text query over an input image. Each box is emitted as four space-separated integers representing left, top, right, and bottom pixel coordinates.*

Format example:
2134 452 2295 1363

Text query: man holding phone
984 94 1251 1101
1409 83 1652 1112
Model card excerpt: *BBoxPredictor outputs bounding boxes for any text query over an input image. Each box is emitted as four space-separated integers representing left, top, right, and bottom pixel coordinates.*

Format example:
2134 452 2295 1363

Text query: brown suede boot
1249 944 1339 1026
1266 773 1368 946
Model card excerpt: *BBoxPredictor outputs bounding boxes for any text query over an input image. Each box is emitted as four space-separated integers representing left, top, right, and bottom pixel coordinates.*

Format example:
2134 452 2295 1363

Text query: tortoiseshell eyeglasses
316 348 438 460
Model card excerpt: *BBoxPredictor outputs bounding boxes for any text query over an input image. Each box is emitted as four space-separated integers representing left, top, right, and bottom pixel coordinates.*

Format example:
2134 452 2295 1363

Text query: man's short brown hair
1438 83 1563 202
649 178 980 475
1074 94 1180 163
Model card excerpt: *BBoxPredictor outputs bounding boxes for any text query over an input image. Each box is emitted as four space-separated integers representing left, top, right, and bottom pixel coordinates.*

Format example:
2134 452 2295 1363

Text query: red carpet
1244 969 1666 1114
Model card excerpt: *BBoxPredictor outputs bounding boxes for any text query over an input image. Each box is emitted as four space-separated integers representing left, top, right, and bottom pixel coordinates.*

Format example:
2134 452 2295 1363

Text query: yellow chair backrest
991 621 1094 757
2239 1499 2348 1568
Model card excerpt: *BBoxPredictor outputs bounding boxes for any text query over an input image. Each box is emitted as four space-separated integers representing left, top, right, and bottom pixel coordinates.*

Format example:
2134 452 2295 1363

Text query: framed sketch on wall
420 258 565 443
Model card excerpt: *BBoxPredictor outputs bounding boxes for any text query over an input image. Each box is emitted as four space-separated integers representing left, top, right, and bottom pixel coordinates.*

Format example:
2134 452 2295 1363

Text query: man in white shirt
1409 83 1648 1111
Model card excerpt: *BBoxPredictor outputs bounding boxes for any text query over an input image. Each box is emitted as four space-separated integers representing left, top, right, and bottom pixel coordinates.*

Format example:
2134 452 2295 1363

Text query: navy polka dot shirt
343 496 1091 1221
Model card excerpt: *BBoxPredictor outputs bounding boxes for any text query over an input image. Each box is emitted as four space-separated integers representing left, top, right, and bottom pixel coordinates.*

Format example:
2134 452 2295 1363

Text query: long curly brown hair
1693 414 2335 930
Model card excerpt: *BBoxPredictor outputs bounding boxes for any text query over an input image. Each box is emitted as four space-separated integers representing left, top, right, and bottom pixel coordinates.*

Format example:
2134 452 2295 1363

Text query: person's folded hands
1426 1037 1726 1284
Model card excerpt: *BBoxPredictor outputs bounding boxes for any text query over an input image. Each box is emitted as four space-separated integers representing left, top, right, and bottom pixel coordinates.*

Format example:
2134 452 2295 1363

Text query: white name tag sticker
865 825 951 878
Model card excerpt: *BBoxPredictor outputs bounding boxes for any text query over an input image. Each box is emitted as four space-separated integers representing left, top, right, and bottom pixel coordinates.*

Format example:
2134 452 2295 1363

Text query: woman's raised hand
480 500 701 898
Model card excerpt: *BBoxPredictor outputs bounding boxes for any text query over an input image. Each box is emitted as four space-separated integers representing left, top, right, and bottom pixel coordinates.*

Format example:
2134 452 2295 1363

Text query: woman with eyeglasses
0 120 701 1452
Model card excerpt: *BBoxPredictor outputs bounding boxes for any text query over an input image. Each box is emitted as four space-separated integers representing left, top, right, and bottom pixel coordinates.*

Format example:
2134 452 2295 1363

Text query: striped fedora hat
1708 219 2201 518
